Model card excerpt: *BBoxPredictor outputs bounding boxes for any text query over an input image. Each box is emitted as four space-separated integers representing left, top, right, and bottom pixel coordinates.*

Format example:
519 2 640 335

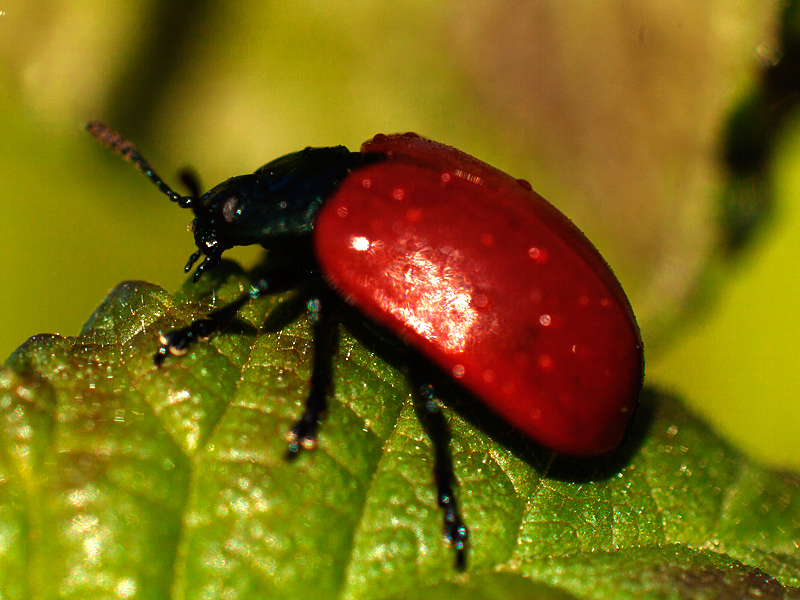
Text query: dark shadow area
103 1 219 138
546 387 657 482
721 0 800 253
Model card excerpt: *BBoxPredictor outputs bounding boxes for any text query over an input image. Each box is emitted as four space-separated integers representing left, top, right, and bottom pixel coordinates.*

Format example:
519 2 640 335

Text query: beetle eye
222 196 239 222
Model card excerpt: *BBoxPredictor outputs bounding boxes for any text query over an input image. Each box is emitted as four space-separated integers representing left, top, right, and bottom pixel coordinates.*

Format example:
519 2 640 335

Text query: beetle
86 122 644 568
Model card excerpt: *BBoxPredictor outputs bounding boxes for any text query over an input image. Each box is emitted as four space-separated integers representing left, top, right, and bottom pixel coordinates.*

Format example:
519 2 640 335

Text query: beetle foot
440 487 469 570
153 319 215 365
285 413 319 456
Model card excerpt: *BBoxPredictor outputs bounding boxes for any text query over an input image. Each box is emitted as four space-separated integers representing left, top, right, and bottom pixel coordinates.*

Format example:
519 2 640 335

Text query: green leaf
2 266 799 599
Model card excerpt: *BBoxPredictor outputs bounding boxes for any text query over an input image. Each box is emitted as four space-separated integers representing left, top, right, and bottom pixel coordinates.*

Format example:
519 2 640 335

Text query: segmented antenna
85 122 198 210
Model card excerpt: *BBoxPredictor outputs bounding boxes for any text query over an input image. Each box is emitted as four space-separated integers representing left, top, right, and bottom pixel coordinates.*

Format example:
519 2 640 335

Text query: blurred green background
1 2 798 467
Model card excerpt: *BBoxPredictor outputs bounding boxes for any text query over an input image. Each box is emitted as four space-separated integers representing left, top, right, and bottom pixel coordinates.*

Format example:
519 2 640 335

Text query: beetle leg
410 366 469 570
154 280 270 365
286 293 337 455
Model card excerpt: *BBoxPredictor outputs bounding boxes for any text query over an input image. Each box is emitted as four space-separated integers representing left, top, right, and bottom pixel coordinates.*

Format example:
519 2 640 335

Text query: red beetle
317 134 643 456
87 124 644 567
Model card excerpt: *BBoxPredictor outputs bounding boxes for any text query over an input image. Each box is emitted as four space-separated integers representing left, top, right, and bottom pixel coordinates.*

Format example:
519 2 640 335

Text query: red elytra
314 133 643 456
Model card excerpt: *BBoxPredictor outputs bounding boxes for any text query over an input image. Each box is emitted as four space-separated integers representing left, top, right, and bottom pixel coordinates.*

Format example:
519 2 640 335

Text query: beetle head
184 174 263 281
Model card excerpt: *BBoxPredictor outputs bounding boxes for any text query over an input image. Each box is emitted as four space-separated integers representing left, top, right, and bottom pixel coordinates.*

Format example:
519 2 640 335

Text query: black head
181 174 262 281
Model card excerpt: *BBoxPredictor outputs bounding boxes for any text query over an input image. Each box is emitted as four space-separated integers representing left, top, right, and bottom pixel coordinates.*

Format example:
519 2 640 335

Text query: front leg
154 279 270 365
155 273 337 455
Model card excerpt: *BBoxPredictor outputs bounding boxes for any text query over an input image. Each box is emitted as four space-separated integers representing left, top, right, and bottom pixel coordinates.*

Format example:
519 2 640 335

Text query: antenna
85 122 199 211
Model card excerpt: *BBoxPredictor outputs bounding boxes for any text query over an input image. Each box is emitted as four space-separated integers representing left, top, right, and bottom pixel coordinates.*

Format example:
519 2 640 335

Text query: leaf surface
2 267 798 599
